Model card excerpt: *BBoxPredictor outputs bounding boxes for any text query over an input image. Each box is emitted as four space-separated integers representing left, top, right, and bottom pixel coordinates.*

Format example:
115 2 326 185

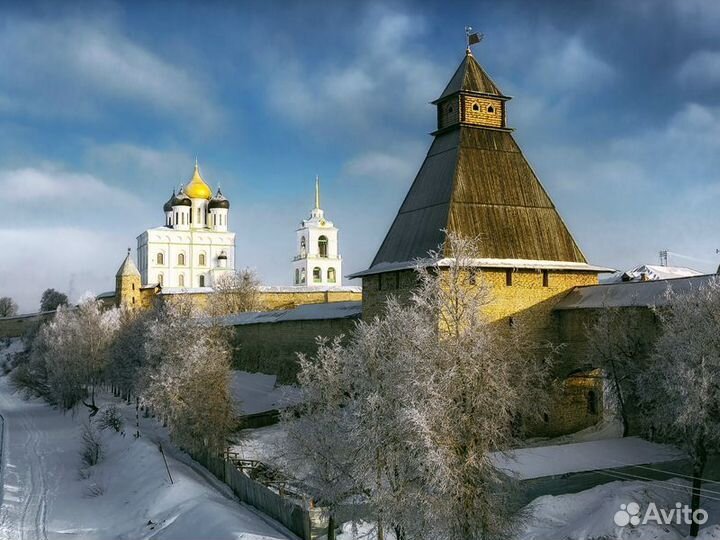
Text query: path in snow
0 373 295 540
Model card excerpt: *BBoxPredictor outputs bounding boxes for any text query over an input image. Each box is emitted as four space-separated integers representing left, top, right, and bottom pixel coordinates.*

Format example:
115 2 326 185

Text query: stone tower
115 249 141 309
351 47 612 327
292 177 342 287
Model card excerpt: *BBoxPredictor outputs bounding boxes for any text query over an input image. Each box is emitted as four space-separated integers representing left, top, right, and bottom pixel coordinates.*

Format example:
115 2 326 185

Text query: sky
3 0 720 312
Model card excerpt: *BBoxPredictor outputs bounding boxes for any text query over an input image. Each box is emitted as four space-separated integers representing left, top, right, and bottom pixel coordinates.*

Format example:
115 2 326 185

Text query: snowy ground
0 370 296 539
231 372 302 416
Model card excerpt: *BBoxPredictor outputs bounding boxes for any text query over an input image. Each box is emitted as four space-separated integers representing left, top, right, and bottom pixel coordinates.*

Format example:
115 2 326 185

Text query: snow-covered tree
0 296 18 318
285 233 554 540
585 305 652 436
207 268 260 316
638 278 720 537
141 297 235 453
107 308 154 401
14 296 120 411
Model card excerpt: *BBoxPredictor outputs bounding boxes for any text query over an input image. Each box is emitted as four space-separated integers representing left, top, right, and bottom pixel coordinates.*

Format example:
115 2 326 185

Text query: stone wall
232 316 358 384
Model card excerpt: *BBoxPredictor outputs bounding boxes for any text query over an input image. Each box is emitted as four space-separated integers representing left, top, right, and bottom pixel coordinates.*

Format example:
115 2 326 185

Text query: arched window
300 268 306 284
158 273 164 286
197 208 201 223
327 268 336 283
295 269 300 284
157 253 164 265
472 103 479 111
132 283 135 291
587 390 598 415
178 253 186 266
178 274 185 287
318 236 328 258
199 253 206 266
199 275 205 287
313 267 321 283
488 105 495 113
300 236 307 256
213 214 217 226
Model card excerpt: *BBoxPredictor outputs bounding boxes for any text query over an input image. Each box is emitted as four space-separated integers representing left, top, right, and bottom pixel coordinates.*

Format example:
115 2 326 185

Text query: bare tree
284 233 554 540
207 268 260 316
638 278 720 538
585 305 651 436
0 297 18 317
40 288 68 312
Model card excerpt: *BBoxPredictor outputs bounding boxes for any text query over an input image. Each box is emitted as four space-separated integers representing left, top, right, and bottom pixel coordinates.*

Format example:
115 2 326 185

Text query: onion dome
209 188 230 210
172 187 192 207
185 159 212 200
163 190 175 212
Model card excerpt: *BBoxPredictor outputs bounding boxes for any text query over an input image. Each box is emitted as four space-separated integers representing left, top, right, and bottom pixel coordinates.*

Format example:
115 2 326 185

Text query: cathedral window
158 273 164 286
213 214 217 226
318 236 328 258
301 268 306 284
313 267 321 283
178 274 185 287
199 253 206 266
197 208 201 223
327 268 336 283
157 253 164 265
175 212 178 224
295 269 300 284
300 236 306 256
199 275 205 287
178 253 186 266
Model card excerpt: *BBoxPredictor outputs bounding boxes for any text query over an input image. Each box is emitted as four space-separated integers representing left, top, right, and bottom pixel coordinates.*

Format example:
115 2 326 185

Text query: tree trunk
609 358 629 436
327 514 336 540
689 439 707 538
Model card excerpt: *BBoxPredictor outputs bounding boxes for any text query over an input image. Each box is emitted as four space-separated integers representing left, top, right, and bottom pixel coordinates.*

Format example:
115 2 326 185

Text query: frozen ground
0 362 295 539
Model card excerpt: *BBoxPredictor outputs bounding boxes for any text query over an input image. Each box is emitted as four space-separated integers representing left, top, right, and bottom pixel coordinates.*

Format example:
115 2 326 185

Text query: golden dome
185 160 212 199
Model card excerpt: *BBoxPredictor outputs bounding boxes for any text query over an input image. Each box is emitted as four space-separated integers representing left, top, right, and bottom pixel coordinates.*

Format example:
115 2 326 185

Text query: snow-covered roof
231 371 303 415
258 285 361 293
96 291 116 299
219 301 362 326
349 258 615 278
492 437 686 480
555 273 720 310
612 264 703 283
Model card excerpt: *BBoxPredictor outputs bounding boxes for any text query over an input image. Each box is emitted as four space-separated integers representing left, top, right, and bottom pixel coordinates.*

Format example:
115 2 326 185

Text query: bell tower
292 176 342 287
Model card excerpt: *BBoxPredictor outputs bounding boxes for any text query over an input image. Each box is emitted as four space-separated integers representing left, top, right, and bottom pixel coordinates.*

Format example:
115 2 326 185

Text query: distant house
613 264 703 283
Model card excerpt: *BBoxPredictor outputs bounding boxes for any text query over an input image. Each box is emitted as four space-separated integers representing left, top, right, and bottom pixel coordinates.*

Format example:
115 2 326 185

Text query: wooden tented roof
434 50 507 102
366 127 588 269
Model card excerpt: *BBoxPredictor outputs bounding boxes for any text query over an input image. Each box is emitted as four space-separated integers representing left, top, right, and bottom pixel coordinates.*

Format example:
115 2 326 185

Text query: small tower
171 186 192 230
292 176 342 287
115 248 141 309
209 187 230 232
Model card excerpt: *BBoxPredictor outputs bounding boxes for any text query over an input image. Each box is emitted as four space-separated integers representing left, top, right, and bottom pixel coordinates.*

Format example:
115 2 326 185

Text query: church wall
461 95 504 128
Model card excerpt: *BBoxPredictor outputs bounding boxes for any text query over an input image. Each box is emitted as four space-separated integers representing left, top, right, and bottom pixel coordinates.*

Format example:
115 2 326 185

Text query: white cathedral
133 163 344 291
136 161 236 289
292 177 342 287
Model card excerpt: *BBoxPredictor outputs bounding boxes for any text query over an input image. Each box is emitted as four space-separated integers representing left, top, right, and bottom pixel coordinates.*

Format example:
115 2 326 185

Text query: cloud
342 145 424 184
262 6 443 138
84 143 191 184
0 166 140 208
676 50 720 89
0 15 220 128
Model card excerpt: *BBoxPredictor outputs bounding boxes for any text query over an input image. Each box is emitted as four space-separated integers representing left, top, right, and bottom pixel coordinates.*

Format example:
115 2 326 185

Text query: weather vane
465 26 483 51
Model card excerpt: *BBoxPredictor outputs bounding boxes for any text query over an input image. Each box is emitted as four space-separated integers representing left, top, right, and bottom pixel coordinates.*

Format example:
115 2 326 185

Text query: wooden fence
192 449 314 539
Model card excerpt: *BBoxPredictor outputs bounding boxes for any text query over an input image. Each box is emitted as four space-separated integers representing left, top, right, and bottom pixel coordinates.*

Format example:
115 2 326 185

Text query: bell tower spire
314 175 321 210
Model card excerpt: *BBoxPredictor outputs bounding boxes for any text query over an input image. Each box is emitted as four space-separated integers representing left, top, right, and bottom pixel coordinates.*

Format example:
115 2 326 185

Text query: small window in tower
197 208 201 223
318 236 328 258
488 105 495 113
158 273 164 286
313 267 322 283
199 275 205 287
328 268 336 283
542 270 549 287
132 283 135 291
199 253 206 266
214 214 217 226
175 212 178 224
295 269 300 284
448 105 453 114
157 253 164 265
472 103 480 111
179 274 185 287
506 269 513 286
178 253 185 266
301 268 306 284
300 236 307 256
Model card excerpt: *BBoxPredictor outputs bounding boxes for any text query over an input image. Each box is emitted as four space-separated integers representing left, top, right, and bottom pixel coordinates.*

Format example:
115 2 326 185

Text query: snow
492 437 686 480
219 301 361 327
231 371 303 415
0 373 296 540
0 339 24 363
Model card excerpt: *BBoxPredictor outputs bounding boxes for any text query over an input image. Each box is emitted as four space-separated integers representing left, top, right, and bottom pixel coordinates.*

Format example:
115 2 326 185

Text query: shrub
97 405 124 434
80 423 104 467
